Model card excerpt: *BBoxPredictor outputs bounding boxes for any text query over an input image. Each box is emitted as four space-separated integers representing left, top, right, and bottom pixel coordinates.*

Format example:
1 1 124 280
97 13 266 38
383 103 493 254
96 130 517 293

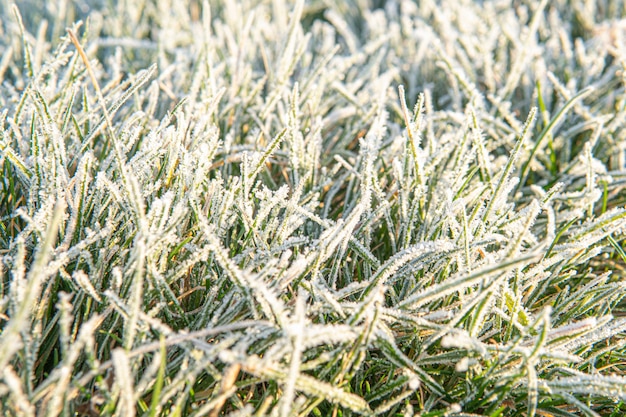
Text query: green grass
1 0 626 416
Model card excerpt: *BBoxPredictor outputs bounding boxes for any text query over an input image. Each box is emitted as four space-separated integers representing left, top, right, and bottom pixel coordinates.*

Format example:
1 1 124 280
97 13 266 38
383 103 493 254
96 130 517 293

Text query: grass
1 0 626 415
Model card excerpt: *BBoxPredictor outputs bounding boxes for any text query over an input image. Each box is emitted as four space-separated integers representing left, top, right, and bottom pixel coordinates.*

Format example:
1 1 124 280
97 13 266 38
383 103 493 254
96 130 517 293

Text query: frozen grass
1 0 626 415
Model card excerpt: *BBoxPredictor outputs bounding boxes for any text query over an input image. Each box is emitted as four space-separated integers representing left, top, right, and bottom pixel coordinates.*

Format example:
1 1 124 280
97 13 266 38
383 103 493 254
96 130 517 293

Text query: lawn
1 0 626 416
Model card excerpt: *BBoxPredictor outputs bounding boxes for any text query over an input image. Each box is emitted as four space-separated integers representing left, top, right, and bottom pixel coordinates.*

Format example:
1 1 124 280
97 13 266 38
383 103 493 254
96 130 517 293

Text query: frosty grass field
1 0 626 415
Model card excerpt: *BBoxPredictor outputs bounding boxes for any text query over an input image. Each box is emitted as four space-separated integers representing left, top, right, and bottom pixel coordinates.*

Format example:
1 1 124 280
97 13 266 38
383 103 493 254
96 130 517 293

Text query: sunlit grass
1 0 626 416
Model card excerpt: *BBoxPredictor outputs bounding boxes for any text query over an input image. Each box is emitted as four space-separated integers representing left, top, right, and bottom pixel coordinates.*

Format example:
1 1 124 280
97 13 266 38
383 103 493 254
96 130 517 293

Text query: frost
1 0 625 416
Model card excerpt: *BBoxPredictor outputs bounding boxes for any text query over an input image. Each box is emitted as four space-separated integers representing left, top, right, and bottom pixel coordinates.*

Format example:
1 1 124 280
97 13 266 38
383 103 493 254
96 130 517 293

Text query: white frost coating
407 374 421 390
1 0 625 415
455 357 470 372
548 317 598 340
112 349 136 417
561 317 626 352
441 330 488 357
